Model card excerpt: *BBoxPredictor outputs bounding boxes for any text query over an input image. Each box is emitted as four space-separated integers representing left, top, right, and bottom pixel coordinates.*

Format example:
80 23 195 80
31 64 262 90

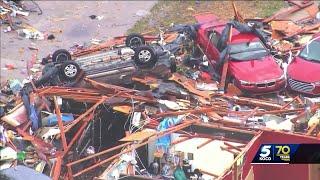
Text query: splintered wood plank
113 105 132 114
219 60 229 91
169 73 215 99
119 129 156 142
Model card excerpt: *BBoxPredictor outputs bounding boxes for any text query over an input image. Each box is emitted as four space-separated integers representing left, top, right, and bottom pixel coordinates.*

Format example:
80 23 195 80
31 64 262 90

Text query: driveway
0 1 156 84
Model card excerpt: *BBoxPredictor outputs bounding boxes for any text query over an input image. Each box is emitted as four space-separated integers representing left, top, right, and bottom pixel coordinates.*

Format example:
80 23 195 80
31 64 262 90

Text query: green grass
258 1 287 18
128 1 287 34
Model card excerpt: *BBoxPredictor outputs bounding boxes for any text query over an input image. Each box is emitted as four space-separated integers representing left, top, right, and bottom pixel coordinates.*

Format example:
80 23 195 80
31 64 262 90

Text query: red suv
287 33 320 95
194 13 285 94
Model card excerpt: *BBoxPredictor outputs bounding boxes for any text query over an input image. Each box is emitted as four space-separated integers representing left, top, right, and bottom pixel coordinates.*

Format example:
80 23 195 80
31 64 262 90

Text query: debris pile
1 0 43 39
0 1 320 180
265 1 320 53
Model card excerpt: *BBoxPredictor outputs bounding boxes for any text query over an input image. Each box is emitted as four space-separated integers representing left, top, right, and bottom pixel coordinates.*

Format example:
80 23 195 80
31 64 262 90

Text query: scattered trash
0 0 41 39
90 38 102 45
89 15 104 20
3 26 11 33
47 34 55 40
135 9 150 17
18 28 44 40
96 15 104 20
4 64 16 70
89 15 97 19
8 79 22 94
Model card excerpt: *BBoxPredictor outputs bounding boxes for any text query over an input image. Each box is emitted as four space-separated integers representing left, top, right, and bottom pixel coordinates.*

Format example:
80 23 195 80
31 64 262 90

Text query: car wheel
60 61 80 80
52 49 72 63
125 33 145 49
133 46 158 68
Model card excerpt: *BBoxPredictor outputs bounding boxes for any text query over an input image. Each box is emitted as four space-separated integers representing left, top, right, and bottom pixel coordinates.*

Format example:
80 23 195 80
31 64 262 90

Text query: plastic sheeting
0 165 51 180
217 20 269 53
41 113 74 126
20 90 40 131
156 116 185 151
215 20 270 75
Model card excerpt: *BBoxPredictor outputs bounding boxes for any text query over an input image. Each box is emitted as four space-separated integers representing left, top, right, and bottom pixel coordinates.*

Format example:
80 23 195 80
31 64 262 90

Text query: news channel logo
252 144 299 164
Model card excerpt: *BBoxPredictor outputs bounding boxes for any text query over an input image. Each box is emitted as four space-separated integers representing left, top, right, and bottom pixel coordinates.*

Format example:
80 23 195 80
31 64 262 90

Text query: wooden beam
307 123 318 136
280 96 299 110
224 142 243 152
171 136 192 146
291 104 319 123
219 60 229 91
241 107 259 123
220 146 238 155
199 169 219 178
52 155 62 180
197 139 214 149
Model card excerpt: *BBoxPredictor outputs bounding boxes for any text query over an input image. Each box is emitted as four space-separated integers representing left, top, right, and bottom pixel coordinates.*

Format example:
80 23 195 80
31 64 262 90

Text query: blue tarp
156 116 184 151
41 113 74 126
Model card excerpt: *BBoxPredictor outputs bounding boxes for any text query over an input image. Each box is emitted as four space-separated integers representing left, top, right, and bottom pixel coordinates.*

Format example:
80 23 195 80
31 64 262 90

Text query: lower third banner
251 144 320 164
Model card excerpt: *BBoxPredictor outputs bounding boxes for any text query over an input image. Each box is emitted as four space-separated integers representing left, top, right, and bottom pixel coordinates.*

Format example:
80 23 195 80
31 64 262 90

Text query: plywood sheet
119 129 155 142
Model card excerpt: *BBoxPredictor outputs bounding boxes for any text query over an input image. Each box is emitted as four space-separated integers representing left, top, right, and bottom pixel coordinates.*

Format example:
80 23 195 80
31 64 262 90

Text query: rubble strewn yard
1 1 320 180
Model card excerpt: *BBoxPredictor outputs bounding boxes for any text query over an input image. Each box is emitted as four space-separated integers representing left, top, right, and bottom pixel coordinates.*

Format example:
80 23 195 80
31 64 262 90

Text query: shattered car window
299 40 320 62
229 41 269 61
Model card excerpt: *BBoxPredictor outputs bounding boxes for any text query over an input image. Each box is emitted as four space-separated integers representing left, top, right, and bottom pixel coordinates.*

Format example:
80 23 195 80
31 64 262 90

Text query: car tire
133 46 158 68
125 33 145 49
60 61 80 80
52 49 72 63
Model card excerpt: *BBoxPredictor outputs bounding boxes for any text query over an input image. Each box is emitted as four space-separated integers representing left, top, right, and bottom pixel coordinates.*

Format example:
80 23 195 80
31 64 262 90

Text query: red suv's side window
208 31 221 48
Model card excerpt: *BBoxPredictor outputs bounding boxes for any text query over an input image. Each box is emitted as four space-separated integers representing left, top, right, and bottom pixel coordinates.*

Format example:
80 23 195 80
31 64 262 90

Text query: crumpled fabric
0 125 8 147
217 20 269 52
29 104 40 130
173 166 187 180
20 88 40 131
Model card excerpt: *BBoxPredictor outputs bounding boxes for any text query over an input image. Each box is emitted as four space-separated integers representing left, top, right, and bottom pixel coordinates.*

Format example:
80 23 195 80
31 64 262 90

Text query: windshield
229 41 269 61
299 40 320 62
